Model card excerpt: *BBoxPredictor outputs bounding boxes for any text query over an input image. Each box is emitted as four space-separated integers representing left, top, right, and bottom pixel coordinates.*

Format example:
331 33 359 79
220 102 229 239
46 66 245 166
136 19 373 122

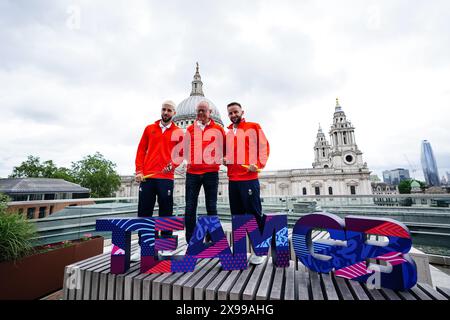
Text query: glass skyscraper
382 168 410 185
421 140 440 186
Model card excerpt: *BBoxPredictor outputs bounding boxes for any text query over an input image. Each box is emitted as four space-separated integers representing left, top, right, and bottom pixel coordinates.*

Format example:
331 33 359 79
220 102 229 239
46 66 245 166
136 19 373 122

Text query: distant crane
403 154 418 179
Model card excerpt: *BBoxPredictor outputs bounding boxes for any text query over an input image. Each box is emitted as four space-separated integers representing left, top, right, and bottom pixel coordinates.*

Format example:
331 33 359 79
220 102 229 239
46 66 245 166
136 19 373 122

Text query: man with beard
225 101 270 265
131 100 182 261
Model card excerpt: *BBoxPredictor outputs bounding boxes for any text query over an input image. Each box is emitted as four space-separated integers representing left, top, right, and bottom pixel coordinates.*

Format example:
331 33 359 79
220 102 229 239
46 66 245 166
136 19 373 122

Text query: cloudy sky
1 0 449 181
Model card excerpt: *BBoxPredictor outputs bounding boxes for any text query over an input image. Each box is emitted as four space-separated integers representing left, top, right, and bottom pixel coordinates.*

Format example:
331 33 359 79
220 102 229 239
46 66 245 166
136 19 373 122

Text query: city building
117 65 373 199
0 178 91 219
382 168 410 185
421 140 440 186
371 182 399 206
440 172 450 186
410 180 423 194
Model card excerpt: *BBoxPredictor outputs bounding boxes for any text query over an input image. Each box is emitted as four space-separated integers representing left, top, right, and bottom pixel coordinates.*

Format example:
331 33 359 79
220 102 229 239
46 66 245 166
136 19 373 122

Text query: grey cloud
1 1 449 178
14 104 61 123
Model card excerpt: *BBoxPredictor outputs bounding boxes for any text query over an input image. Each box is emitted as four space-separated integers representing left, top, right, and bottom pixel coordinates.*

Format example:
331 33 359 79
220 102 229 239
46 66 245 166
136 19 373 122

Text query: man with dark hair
225 102 270 265
131 100 182 261
227 101 241 108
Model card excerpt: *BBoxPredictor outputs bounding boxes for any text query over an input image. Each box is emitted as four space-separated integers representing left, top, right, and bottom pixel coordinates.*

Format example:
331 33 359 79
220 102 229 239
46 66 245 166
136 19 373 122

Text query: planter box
0 236 104 300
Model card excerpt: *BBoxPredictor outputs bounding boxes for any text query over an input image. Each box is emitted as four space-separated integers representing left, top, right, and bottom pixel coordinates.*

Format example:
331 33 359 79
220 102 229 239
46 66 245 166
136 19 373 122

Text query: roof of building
50 202 136 218
411 180 421 188
0 178 90 194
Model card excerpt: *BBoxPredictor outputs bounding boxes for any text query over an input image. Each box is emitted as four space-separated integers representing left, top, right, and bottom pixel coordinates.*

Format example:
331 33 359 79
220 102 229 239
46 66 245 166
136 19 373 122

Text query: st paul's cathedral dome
173 63 224 129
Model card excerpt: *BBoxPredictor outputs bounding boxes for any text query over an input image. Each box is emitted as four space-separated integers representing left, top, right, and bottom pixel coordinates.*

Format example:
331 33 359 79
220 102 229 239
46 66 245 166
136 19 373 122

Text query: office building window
350 186 356 195
328 187 333 195
39 207 46 218
44 194 55 200
27 208 35 219
302 187 307 195
29 194 43 201
315 187 320 195
12 194 28 201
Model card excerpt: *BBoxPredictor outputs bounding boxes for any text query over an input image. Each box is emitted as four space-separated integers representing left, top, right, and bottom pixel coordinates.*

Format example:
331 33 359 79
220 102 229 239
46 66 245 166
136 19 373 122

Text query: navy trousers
138 178 174 237
185 172 219 243
228 179 263 228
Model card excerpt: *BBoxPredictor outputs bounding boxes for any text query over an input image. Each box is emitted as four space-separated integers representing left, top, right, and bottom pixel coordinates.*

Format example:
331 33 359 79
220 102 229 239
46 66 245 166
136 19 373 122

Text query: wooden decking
63 231 449 301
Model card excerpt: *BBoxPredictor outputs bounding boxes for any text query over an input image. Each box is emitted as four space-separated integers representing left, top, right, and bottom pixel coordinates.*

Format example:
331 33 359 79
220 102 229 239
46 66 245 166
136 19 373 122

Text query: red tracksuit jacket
225 118 270 181
135 120 183 180
185 119 226 175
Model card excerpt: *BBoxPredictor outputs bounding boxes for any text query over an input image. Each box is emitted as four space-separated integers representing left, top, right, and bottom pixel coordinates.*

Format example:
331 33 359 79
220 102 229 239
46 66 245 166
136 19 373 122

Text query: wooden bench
63 230 449 300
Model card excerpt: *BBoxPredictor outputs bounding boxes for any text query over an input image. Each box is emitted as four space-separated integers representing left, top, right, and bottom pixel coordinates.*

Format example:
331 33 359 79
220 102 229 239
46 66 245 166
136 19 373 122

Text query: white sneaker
159 250 174 257
249 254 266 265
130 248 141 262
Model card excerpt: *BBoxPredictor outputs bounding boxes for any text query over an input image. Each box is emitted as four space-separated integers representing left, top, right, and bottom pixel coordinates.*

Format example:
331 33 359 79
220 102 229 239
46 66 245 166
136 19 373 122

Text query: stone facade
371 182 399 206
118 165 373 199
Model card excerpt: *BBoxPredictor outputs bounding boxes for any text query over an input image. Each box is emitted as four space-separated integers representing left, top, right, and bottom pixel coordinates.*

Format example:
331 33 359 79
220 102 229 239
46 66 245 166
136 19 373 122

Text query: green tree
10 156 44 178
0 193 11 211
9 156 77 182
52 167 77 183
398 179 412 194
71 152 121 198
398 179 426 194
9 153 121 198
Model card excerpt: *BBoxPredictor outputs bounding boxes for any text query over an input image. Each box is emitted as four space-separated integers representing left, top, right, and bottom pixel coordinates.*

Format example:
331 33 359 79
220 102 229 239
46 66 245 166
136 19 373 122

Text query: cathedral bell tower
329 98 365 170
190 62 204 96
312 124 332 168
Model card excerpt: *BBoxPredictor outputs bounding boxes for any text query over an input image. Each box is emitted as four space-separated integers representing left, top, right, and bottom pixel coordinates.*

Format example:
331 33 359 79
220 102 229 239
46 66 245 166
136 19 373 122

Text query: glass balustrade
8 194 450 256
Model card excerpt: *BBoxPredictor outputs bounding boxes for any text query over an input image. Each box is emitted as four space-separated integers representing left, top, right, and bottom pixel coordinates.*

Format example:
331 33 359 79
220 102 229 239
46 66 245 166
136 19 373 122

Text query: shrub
0 193 10 211
0 194 37 262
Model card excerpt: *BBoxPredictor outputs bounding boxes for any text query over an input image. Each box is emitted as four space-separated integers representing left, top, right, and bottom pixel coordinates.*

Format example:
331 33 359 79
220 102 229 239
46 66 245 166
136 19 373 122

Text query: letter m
232 213 290 267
